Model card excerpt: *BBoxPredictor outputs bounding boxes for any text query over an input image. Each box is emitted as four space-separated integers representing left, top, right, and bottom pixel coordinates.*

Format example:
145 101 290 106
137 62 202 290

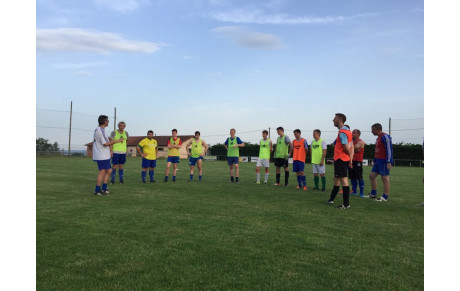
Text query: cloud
211 9 376 25
212 26 285 49
36 28 164 54
92 0 150 13
54 61 106 69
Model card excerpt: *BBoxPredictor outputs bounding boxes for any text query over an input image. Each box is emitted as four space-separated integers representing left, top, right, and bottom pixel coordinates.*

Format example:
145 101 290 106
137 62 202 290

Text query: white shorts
312 164 325 174
256 159 270 168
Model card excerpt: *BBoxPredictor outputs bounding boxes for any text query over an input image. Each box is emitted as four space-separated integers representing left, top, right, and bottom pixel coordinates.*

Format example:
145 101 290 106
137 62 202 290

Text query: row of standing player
92 113 394 209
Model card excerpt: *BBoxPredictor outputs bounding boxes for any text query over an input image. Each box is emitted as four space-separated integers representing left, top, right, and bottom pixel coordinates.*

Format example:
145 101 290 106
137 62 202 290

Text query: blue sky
36 0 424 149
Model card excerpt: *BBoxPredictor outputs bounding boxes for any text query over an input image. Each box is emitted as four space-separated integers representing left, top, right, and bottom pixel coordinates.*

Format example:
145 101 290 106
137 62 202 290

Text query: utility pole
114 107 117 132
389 117 391 136
269 127 271 139
68 101 72 157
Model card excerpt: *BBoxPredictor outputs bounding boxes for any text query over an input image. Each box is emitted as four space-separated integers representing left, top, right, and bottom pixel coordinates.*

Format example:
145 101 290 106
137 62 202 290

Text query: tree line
36 138 61 152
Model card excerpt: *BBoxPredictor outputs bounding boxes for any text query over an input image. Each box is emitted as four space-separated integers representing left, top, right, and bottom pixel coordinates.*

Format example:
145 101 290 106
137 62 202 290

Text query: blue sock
351 180 358 193
102 183 107 191
190 174 193 181
302 175 307 187
371 189 377 196
382 193 389 199
359 180 365 194
297 176 302 187
199 175 202 181
111 169 116 181
164 176 168 181
142 171 146 182
149 170 154 181
95 185 101 193
173 176 176 181
119 169 124 180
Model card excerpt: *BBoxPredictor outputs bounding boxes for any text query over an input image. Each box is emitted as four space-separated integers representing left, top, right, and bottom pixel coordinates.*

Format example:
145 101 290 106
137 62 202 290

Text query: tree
36 138 60 152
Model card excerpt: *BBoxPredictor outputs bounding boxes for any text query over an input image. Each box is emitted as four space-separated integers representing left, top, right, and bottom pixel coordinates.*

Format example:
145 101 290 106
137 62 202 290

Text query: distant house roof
85 135 195 147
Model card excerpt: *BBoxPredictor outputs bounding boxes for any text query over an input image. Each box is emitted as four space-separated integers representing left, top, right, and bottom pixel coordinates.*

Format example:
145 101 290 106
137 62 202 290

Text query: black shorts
334 159 349 178
348 161 363 180
274 158 289 168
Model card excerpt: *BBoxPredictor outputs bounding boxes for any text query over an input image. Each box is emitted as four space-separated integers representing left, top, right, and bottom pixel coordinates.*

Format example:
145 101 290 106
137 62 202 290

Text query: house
85 135 195 159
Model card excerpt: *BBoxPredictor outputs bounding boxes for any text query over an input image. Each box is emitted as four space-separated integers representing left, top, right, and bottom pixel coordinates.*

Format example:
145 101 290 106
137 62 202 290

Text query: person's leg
142 167 148 183
95 169 105 193
149 167 155 182
229 164 234 182
111 164 118 183
328 177 341 203
102 169 111 192
256 166 261 183
313 173 319 189
118 163 124 183
320 173 326 191
197 159 203 181
190 165 195 181
235 164 240 183
284 165 289 186
172 163 178 181
264 166 269 183
275 165 281 185
340 177 350 206
380 175 390 200
369 172 379 197
164 162 171 181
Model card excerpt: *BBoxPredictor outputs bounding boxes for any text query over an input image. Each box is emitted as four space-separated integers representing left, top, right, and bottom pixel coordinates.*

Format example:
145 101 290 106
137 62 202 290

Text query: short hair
262 130 268 135
293 129 301 134
98 115 108 125
345 124 350 129
118 121 126 127
195 131 200 136
372 123 382 131
147 130 153 134
335 113 347 123
230 128 236 132
314 129 321 136
276 127 284 132
353 129 361 136
172 129 177 133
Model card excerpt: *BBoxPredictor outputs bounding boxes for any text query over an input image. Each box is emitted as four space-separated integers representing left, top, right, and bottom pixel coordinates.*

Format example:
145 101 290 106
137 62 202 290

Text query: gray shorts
256 159 270 168
312 164 325 174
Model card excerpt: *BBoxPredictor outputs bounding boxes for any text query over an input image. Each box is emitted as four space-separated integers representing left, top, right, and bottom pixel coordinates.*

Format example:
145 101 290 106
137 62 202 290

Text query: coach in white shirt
93 115 125 195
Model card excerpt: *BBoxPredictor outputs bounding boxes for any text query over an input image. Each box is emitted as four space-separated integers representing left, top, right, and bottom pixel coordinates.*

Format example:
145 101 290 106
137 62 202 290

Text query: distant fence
36 152 424 167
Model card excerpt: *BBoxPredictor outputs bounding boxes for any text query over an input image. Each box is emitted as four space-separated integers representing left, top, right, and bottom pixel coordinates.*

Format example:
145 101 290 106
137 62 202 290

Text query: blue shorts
111 153 126 165
95 159 111 170
142 158 157 169
189 156 204 166
227 157 239 165
167 156 180 163
293 160 305 172
372 159 390 176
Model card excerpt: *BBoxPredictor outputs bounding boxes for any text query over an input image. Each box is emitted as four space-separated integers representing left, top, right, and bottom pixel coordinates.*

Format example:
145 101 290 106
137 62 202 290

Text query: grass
36 157 424 290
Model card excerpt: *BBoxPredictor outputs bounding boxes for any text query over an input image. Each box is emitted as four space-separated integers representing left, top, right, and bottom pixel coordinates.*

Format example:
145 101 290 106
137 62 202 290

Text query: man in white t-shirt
93 115 125 195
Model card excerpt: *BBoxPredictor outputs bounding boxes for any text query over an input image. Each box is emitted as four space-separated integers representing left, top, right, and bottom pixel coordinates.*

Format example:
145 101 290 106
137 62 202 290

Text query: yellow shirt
138 138 158 160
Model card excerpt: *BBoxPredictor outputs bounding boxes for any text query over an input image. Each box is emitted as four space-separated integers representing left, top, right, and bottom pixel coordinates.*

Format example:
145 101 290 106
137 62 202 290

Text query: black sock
236 177 239 182
231 176 234 182
276 173 281 184
285 171 289 185
343 186 350 206
329 186 340 202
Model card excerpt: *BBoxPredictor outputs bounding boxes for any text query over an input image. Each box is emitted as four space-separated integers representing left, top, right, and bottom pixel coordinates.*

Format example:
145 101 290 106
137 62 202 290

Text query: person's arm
99 129 123 147
288 141 293 157
185 140 192 155
382 135 393 169
269 140 273 152
223 139 228 151
234 137 245 148
201 140 209 157
174 139 182 149
304 140 309 161
137 144 146 157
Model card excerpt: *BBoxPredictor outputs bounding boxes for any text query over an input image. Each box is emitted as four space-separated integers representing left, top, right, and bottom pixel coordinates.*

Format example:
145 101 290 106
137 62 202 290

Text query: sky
36 0 424 150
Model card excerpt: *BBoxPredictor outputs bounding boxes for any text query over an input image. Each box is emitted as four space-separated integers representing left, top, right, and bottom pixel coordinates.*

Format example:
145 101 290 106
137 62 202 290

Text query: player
273 127 293 187
292 129 308 190
365 123 394 201
348 129 366 197
185 131 209 182
110 121 129 184
310 129 327 191
255 130 272 184
92 115 125 195
137 130 158 183
223 128 245 183
164 129 182 182
327 113 352 209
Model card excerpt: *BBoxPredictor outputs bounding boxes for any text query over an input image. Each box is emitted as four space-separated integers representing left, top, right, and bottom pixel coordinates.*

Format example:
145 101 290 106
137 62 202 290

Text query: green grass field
36 157 424 290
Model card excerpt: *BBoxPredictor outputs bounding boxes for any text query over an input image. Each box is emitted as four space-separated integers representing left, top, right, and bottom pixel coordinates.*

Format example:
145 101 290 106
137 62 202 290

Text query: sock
321 176 326 190
359 180 365 194
297 176 302 187
95 185 101 193
276 173 281 184
314 176 319 188
119 169 124 181
173 175 176 181
164 176 168 181
329 186 340 202
351 180 358 193
382 193 389 199
371 189 377 196
111 169 116 181
149 170 154 181
302 175 307 187
264 173 269 182
102 183 108 191
231 176 234 182
236 177 239 182
190 174 193 181
285 171 289 185
343 186 350 206
256 172 260 182
199 175 202 181
142 171 146 182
